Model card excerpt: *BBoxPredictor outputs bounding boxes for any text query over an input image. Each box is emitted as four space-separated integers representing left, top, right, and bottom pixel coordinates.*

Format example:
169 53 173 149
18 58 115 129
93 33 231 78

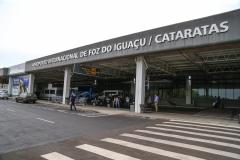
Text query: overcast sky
0 0 239 68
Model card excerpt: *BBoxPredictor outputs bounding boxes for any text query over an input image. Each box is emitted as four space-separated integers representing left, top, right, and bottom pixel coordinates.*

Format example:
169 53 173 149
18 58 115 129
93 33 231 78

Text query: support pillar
28 74 35 94
8 76 13 96
62 67 71 104
134 56 146 113
186 76 192 105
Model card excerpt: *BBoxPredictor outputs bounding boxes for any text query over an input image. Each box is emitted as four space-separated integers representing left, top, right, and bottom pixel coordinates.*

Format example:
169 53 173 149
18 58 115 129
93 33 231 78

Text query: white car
0 90 9 99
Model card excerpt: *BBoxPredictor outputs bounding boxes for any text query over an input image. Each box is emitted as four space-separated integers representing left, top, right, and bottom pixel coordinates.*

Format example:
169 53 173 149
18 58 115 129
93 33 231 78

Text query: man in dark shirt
70 92 77 111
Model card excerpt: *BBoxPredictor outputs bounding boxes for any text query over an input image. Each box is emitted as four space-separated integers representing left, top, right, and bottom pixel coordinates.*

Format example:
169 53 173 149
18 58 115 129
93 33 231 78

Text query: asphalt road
0 100 240 160
0 100 156 155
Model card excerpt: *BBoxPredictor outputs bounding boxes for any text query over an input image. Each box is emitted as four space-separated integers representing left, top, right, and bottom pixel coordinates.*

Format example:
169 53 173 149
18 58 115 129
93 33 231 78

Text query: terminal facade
0 9 240 113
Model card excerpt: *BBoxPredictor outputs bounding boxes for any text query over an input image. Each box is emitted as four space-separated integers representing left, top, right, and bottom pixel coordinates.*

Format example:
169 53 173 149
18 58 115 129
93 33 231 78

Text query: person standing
213 96 221 109
113 96 116 108
70 92 77 111
115 96 120 109
154 94 159 112
125 96 130 108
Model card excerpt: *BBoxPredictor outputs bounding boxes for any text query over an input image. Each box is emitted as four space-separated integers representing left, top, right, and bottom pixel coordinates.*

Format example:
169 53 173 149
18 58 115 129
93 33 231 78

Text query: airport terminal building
0 9 240 113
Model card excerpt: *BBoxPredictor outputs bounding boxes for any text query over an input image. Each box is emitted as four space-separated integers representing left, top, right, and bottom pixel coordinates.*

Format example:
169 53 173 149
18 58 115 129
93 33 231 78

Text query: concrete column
8 76 13 96
186 76 192 104
134 56 146 113
28 74 35 94
62 67 71 104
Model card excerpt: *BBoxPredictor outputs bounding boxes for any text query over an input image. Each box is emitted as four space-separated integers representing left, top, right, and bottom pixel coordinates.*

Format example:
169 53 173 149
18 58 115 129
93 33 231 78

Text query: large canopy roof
33 42 240 86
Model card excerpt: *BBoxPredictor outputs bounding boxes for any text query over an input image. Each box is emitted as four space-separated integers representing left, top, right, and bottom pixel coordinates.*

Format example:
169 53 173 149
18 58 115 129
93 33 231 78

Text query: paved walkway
36 100 240 127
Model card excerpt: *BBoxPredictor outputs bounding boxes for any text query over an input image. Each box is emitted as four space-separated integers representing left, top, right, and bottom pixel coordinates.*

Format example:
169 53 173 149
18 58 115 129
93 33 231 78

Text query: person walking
70 92 77 111
154 94 159 112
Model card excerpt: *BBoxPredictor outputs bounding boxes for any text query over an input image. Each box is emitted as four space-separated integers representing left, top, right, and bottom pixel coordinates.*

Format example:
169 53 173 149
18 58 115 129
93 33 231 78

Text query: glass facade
193 88 240 100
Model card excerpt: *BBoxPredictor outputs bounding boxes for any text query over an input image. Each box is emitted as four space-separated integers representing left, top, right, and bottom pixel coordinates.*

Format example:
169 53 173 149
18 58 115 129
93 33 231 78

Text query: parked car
77 91 97 104
91 90 124 106
16 93 37 103
0 90 8 99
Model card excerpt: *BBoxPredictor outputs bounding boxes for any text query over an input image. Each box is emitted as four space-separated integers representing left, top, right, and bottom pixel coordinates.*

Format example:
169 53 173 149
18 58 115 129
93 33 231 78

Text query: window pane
226 89 233 100
209 88 212 97
192 89 205 97
211 88 218 97
219 89 225 99
44 90 49 94
198 89 205 96
234 89 240 100
50 90 55 94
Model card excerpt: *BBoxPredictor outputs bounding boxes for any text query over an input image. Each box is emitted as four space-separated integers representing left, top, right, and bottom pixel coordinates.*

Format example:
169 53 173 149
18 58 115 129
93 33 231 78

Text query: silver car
15 93 37 103
0 90 9 99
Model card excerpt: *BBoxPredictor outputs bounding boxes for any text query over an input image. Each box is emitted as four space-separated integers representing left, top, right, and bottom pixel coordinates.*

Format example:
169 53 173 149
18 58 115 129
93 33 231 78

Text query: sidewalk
37 100 240 127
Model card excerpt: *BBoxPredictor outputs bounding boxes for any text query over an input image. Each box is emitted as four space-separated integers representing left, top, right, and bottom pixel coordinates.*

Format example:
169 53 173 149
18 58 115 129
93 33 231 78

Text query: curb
22 100 240 127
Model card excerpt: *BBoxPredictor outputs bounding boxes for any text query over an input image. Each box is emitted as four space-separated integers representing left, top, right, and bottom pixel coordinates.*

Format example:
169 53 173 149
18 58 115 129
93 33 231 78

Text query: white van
40 87 63 102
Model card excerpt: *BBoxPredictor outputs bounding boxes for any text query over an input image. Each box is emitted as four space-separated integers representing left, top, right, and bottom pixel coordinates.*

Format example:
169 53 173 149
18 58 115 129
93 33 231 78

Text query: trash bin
130 105 135 112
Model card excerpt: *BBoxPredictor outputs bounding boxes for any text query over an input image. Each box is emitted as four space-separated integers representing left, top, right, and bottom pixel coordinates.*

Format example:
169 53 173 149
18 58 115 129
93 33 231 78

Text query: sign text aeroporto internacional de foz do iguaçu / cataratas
32 21 229 68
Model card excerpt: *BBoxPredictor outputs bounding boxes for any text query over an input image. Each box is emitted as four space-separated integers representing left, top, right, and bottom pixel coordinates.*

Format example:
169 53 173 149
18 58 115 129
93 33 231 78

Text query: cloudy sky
0 0 239 68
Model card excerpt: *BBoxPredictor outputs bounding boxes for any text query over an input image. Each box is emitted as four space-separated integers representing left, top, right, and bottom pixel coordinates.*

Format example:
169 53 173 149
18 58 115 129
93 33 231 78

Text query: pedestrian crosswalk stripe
135 129 240 149
170 120 240 129
41 152 74 160
121 133 240 159
156 124 240 137
76 144 141 160
164 121 240 133
102 138 205 160
147 126 240 142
